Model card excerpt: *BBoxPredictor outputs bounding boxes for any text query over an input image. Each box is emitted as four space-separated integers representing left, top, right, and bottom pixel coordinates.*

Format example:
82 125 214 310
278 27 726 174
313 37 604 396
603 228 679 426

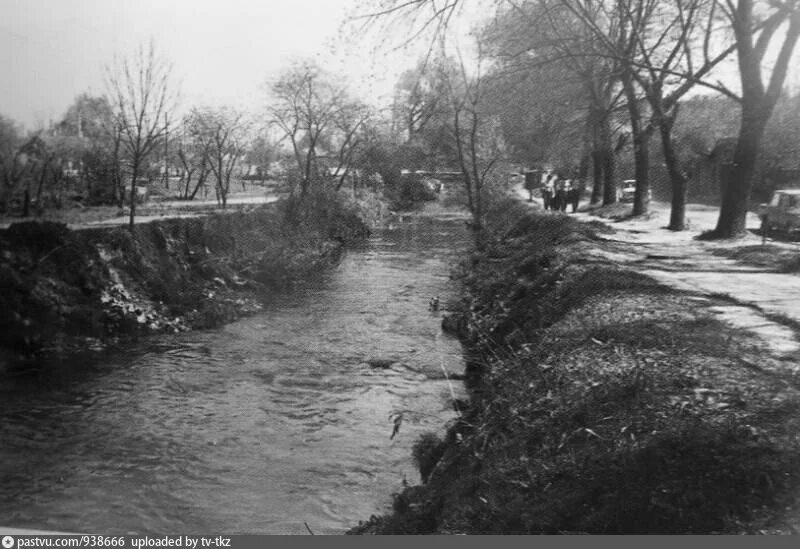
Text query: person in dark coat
554 175 569 212
567 179 581 212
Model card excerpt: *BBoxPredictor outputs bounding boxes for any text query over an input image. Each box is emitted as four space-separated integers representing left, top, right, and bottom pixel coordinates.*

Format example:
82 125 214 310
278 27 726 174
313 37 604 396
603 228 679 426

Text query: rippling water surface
0 208 471 534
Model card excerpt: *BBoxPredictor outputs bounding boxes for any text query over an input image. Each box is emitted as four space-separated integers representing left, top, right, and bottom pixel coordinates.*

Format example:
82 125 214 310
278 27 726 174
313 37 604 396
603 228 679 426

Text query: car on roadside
758 189 800 234
620 180 637 202
619 180 651 203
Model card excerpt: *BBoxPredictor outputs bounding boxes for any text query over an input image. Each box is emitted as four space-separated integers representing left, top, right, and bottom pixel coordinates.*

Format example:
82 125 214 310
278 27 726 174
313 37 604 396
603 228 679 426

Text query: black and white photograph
1 0 800 537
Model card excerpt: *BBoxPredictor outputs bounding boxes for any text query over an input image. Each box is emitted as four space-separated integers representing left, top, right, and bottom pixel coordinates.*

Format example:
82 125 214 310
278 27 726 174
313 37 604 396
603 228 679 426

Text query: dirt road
0 192 280 230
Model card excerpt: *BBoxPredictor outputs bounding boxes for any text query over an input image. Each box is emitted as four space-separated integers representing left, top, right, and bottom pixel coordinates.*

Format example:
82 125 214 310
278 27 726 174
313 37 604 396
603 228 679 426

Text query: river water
0 207 471 534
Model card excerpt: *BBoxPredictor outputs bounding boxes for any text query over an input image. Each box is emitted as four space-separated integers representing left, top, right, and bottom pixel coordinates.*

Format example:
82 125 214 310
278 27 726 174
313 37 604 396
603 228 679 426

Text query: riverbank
350 199 800 534
0 198 470 535
0 189 373 367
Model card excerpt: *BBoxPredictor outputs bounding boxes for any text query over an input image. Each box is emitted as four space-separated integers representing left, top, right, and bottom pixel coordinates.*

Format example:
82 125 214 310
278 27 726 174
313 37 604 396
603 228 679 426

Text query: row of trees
0 48 390 227
0 46 254 225
5 1 799 237
365 0 800 237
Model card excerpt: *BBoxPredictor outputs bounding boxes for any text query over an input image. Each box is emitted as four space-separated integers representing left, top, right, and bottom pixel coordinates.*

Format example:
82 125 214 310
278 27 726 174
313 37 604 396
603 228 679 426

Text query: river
0 206 471 534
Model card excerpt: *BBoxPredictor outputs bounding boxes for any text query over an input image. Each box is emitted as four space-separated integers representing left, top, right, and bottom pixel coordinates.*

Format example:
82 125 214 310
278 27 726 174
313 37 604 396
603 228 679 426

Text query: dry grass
351 201 800 535
711 244 800 273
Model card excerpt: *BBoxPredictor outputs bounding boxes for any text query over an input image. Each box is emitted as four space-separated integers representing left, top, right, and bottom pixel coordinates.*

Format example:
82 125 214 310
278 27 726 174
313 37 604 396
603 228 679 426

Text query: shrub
385 174 439 211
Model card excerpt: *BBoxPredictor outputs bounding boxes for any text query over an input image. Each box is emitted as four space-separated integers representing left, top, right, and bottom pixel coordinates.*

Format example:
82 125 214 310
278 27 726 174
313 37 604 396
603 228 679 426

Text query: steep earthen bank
351 199 800 534
0 197 369 365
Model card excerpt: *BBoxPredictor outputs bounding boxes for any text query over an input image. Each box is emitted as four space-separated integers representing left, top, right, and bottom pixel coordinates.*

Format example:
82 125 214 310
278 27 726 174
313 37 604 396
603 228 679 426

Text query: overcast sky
0 0 428 128
2 1 798 130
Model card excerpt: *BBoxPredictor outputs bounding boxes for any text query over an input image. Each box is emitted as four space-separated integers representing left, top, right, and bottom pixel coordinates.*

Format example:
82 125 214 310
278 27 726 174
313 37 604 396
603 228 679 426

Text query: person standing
542 172 556 210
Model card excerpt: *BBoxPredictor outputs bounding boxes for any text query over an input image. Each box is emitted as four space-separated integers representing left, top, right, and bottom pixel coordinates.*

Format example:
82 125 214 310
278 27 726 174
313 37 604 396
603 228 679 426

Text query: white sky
1 0 797 129
0 0 438 128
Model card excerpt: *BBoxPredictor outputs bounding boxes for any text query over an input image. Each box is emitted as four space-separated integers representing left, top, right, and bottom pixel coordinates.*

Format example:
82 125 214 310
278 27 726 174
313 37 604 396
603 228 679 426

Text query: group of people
525 169 584 213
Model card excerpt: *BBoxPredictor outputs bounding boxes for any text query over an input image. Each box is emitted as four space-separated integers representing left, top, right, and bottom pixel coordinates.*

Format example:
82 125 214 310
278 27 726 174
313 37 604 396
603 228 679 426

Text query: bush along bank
0 193 370 365
351 199 800 534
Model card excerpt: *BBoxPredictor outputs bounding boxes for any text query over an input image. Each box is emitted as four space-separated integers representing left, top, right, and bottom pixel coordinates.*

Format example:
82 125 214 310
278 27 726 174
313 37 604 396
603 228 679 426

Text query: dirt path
515 184 800 371
0 193 280 230
81 195 280 228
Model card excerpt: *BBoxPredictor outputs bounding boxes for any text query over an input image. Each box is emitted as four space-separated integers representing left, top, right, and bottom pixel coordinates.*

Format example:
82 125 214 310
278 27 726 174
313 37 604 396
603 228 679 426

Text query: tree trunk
602 146 616 206
655 109 689 231
622 72 650 216
663 142 688 232
713 113 765 237
129 158 139 228
115 161 125 208
113 131 124 209
597 112 616 206
472 177 483 231
117 174 125 209
35 161 48 208
668 172 688 231
190 179 203 200
22 187 30 217
587 103 603 205
631 130 651 216
579 127 591 181
591 149 603 204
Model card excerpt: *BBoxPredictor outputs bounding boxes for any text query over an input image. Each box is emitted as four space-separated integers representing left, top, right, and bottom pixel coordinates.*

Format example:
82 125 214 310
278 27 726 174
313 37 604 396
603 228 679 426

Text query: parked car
620 180 637 202
619 180 651 203
758 189 800 233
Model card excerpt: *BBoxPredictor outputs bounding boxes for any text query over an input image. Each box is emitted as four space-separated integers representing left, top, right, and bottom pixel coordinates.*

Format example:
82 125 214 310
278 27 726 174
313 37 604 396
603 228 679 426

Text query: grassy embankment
351 198 800 534
0 189 372 365
712 245 800 273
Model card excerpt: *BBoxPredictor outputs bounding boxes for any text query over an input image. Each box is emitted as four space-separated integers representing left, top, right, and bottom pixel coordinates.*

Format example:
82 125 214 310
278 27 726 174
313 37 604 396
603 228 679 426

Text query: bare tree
270 61 338 200
561 0 737 227
105 41 178 227
188 107 249 209
269 60 370 201
328 102 372 191
442 49 503 230
176 116 212 200
710 0 800 237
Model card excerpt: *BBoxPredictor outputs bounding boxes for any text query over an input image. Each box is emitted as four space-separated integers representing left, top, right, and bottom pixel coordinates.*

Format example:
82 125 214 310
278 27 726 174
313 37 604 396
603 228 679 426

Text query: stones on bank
0 198 369 364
